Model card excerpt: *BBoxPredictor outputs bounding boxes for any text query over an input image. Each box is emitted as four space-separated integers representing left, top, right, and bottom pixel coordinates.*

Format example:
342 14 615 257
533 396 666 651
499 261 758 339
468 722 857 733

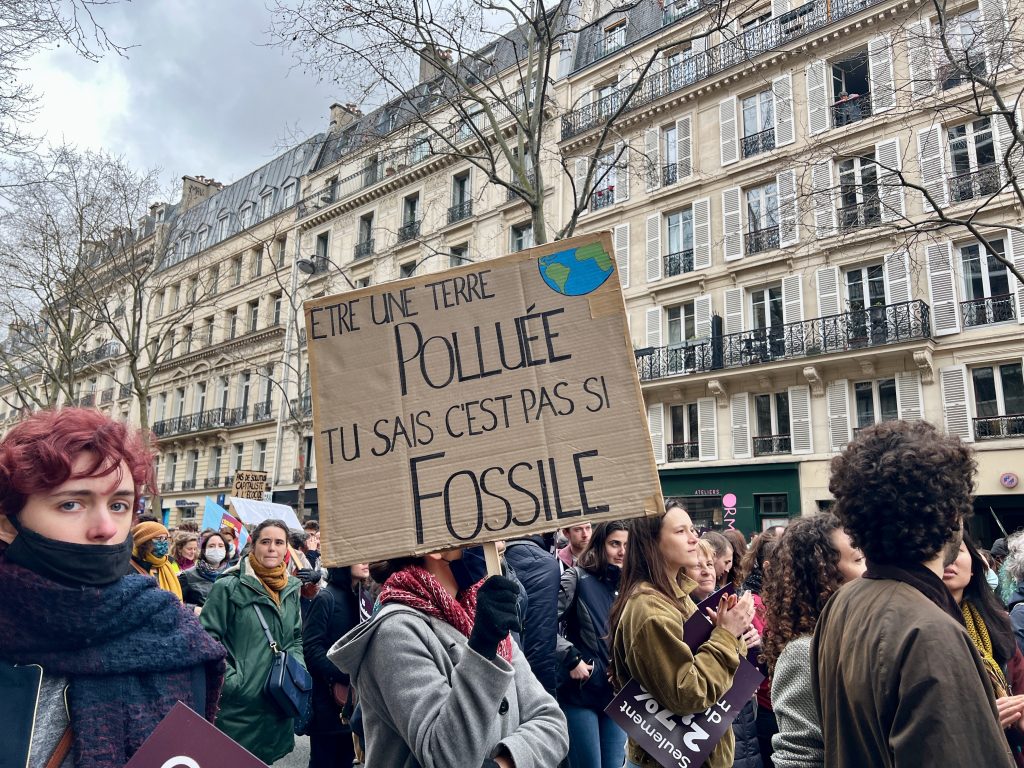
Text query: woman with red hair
0 408 225 768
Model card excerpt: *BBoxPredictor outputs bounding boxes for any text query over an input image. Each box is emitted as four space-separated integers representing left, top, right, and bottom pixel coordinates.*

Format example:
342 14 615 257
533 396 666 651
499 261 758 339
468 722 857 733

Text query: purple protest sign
124 702 269 768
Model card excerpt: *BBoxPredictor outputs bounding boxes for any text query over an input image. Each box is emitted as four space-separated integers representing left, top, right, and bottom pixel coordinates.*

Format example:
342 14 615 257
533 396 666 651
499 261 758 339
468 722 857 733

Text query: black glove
295 568 321 584
468 575 522 660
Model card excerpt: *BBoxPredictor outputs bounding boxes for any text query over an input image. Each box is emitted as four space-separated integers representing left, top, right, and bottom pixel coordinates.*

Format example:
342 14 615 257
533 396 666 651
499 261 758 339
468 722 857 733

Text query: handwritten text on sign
306 235 661 566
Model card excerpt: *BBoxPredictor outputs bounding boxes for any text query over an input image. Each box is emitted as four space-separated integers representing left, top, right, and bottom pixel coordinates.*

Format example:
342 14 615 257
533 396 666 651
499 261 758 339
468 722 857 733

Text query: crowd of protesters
4 409 1024 768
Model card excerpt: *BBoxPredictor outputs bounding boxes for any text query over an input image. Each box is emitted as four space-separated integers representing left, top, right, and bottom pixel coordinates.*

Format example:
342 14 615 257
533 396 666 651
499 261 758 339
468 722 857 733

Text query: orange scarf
248 552 288 605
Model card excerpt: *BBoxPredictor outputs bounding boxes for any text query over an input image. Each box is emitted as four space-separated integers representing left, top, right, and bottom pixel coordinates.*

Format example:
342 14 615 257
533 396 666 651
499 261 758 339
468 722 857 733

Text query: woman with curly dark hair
761 513 864 767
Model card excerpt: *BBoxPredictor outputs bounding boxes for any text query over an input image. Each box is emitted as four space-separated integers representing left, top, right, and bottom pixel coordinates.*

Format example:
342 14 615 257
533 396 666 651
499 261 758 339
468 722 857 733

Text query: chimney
329 102 362 133
419 45 452 83
180 175 221 211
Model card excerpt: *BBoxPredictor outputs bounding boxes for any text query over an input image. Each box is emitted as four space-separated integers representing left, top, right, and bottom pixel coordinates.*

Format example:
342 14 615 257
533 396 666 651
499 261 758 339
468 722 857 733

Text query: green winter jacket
200 558 305 764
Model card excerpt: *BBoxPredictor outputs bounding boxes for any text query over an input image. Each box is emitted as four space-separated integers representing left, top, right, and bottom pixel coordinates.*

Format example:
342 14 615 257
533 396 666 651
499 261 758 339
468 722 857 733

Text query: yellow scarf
248 552 289 606
132 549 183 601
962 600 1010 698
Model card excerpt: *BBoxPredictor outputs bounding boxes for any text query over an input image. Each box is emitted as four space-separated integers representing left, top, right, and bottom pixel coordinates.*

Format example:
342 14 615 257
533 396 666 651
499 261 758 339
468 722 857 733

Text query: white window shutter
811 161 837 236
615 141 629 202
731 393 751 459
614 223 630 288
826 379 851 451
677 115 693 178
816 265 841 317
698 397 718 461
806 59 829 136
925 240 960 335
789 385 813 455
720 97 739 166
693 197 712 270
771 0 789 16
646 214 662 282
574 158 589 215
994 109 1024 184
875 137 905 221
724 286 744 334
907 21 935 99
782 273 804 324
644 128 661 192
694 294 712 339
1008 230 1024 324
979 0 1009 74
867 35 896 113
645 307 662 347
722 186 744 261
648 403 666 464
772 74 795 147
776 169 799 247
884 249 912 305
915 126 947 211
939 365 974 442
895 371 924 422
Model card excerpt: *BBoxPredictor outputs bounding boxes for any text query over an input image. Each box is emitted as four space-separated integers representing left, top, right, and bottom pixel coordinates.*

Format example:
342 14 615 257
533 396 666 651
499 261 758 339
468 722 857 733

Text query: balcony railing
353 239 374 260
75 341 121 368
664 249 695 277
939 52 987 91
753 434 793 456
78 392 96 407
203 476 224 489
838 199 882 232
962 294 1017 327
662 163 679 186
152 405 249 439
507 171 536 201
182 479 197 491
634 300 931 381
290 394 312 416
663 0 701 25
563 0 882 140
591 187 616 211
949 164 1003 203
668 442 699 461
160 481 177 493
119 383 133 400
100 387 114 405
741 127 776 158
253 401 274 421
746 226 780 255
448 201 473 224
975 415 1024 440
397 220 421 243
293 467 313 483
830 92 872 127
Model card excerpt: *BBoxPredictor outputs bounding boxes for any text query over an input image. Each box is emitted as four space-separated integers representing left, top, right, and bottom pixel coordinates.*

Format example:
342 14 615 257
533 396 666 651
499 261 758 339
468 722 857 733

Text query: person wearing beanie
131 520 184 600
0 408 226 768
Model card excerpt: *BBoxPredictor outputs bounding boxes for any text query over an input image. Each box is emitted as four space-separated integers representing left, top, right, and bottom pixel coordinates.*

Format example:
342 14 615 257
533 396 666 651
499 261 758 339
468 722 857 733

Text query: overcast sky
25 0 340 191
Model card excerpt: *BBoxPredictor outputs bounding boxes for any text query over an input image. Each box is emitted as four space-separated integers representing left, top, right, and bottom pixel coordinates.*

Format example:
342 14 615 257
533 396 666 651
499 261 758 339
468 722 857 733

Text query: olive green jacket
611 576 745 768
200 559 305 764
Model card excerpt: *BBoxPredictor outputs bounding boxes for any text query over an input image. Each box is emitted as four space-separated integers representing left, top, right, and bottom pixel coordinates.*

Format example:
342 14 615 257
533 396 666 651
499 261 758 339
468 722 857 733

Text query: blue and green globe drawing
538 242 615 296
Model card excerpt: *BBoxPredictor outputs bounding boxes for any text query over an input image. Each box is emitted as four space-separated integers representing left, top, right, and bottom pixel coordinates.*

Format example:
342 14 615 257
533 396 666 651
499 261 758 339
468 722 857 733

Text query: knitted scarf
962 599 1011 698
0 562 226 768
132 549 183 600
380 565 513 662
195 557 224 582
248 551 289 605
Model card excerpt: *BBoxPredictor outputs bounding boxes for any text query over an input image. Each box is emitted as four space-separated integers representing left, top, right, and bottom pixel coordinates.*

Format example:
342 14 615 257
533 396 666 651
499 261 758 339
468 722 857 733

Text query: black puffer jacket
302 579 360 735
732 699 764 768
504 536 561 694
556 564 619 710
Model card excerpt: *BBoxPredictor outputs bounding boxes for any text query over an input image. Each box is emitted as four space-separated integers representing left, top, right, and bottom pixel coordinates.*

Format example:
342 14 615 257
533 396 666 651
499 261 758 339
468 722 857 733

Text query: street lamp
295 255 357 289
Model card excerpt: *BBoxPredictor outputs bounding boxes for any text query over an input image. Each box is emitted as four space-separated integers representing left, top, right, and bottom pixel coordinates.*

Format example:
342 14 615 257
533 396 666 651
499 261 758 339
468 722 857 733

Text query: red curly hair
0 408 155 518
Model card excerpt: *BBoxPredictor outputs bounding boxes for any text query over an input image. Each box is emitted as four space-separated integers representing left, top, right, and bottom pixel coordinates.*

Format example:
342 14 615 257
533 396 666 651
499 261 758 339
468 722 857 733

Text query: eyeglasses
153 536 170 543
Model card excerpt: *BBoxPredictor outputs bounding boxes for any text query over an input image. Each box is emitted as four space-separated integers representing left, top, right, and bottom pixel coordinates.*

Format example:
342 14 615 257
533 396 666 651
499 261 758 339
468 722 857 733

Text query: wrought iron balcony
753 434 793 456
635 300 931 381
75 341 121 368
119 383 133 400
741 128 776 158
79 392 96 407
290 394 312 417
100 388 114 404
562 0 883 140
507 172 536 201
253 401 275 421
668 442 700 461
975 415 1024 440
746 226 780 255
397 220 421 243
160 481 177 493
662 163 679 186
838 199 882 232
448 201 473 224
591 187 615 211
203 476 225 489
949 164 1003 203
664 249 695 277
353 239 374 260
293 467 313 483
151 406 249 439
830 92 872 127
962 294 1017 327
182 479 198 491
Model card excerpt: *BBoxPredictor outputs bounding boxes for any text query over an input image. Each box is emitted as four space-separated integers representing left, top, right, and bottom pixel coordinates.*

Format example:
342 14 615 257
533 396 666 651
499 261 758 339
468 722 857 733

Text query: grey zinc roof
572 0 675 73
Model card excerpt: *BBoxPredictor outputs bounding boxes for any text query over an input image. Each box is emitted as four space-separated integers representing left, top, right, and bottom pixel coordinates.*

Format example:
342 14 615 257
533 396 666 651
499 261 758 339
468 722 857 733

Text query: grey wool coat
329 603 569 768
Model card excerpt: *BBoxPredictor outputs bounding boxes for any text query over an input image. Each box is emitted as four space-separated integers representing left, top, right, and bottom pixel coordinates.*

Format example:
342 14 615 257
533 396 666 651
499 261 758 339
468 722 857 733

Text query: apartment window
669 403 700 461
591 151 617 210
272 294 283 325
665 47 696 88
662 123 678 184
409 132 429 164
665 208 694 276
960 239 1014 326
403 194 419 225
751 285 784 332
238 371 251 410
452 172 471 206
170 284 180 311
231 256 243 286
217 215 229 241
853 378 898 430
972 363 1024 422
510 222 534 252
211 446 223 478
358 213 374 244
940 10 986 89
186 277 197 304
186 450 199 483
948 118 999 202
204 317 214 346
667 302 696 344
400 261 417 279
208 265 219 295
182 325 193 353
216 376 229 409
228 308 239 339
283 182 296 206
167 452 177 483
830 48 871 126
315 231 329 264
450 244 469 269
156 392 168 422
248 301 259 332
741 89 775 158
756 494 789 523
232 443 244 472
255 440 268 472
173 387 186 419
837 152 881 231
275 236 287 267
197 227 209 252
251 247 263 277
155 291 165 317
260 191 274 220
599 20 626 56
745 181 779 254
595 81 618 117
239 203 254 229
753 392 791 454
325 176 339 203
355 276 372 288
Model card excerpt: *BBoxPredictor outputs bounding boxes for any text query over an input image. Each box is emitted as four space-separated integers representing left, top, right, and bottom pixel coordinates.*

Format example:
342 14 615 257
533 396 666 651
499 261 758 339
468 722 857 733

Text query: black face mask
4 517 133 588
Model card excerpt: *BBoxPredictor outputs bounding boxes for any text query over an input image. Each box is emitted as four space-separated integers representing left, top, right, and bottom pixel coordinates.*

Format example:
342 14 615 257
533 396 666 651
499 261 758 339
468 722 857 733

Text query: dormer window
260 190 274 219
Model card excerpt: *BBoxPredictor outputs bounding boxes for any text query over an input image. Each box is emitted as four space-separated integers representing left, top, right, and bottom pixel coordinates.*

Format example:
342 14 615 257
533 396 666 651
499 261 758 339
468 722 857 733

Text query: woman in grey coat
329 548 568 768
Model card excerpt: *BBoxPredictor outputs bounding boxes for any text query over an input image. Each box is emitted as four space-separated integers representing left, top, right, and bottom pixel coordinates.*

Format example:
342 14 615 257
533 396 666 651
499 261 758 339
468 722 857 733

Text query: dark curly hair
829 420 974 566
761 513 844 673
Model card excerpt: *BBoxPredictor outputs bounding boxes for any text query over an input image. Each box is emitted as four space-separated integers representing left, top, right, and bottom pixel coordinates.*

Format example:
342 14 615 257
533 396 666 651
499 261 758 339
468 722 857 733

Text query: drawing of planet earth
538 242 615 296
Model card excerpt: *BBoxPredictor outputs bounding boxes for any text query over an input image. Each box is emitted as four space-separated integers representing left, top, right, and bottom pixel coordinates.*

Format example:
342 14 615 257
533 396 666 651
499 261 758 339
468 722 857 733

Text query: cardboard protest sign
232 470 269 501
305 232 662 566
229 496 303 531
124 702 268 768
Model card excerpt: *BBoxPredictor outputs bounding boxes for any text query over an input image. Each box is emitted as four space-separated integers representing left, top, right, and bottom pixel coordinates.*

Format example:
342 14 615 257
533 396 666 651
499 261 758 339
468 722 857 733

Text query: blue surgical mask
152 540 170 558
987 568 999 590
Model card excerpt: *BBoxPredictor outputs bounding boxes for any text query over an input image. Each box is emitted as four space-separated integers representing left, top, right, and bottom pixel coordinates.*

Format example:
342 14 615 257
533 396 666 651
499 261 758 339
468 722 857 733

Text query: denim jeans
563 704 627 768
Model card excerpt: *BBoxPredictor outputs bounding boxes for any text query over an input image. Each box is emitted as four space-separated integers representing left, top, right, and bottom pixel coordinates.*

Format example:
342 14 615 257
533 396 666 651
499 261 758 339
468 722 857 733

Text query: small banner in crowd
305 232 662 566
231 470 269 501
201 497 249 550
124 702 268 768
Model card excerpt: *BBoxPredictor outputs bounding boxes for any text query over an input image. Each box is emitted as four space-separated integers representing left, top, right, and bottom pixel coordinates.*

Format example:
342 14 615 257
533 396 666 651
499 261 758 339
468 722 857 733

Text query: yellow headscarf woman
131 521 183 600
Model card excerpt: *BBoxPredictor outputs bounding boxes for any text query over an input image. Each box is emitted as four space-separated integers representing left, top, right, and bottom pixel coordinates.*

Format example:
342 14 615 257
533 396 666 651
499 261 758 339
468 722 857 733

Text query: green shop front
658 463 801 535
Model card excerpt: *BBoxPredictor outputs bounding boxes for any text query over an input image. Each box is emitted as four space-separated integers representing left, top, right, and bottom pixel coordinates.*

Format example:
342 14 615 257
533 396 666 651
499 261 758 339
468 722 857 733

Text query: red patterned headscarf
379 565 513 662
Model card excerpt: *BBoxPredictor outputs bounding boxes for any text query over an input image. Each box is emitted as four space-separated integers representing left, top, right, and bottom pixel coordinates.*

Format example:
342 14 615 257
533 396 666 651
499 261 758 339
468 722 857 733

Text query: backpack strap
46 726 72 768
